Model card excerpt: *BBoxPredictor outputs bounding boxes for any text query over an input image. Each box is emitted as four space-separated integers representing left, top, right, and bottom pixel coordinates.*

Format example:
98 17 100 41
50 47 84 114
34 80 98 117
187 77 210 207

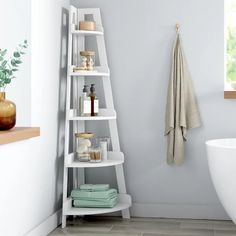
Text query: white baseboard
131 203 230 220
25 210 62 236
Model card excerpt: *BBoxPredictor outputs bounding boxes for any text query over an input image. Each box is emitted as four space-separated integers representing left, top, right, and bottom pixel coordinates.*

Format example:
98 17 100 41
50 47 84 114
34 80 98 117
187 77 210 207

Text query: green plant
227 26 236 82
226 0 236 82
0 40 28 90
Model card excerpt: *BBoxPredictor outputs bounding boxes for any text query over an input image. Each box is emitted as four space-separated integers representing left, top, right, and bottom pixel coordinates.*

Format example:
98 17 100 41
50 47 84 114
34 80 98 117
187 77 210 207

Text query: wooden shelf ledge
0 127 40 145
224 91 236 99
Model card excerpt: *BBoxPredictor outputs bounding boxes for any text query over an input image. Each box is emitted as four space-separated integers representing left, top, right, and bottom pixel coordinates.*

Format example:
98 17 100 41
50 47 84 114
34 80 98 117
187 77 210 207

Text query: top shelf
70 24 104 36
71 29 104 36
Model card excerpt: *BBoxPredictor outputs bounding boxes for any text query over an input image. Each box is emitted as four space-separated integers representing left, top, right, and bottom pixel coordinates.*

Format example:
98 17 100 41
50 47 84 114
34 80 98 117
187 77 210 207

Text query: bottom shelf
63 194 131 216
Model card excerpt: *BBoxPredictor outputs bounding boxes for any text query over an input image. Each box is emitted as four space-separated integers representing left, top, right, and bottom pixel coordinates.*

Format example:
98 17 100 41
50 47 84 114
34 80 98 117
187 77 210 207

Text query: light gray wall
0 0 31 125
71 0 232 219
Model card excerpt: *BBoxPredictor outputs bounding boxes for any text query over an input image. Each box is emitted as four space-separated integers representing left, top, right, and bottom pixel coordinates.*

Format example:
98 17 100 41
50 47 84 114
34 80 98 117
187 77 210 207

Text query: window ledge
0 127 40 145
224 91 236 99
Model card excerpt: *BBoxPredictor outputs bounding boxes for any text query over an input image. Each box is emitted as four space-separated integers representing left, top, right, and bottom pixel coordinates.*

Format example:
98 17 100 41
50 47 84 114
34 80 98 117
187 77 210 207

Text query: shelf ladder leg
62 5 77 228
103 76 131 219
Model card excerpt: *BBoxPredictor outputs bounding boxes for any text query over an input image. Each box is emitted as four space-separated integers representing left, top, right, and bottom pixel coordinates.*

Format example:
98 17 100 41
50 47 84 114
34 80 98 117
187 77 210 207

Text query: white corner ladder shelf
62 6 131 228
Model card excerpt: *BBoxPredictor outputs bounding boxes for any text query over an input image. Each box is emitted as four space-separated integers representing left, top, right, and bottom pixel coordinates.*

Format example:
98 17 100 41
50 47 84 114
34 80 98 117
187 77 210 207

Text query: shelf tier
68 109 116 121
70 66 110 77
63 194 131 216
66 151 124 168
71 29 104 36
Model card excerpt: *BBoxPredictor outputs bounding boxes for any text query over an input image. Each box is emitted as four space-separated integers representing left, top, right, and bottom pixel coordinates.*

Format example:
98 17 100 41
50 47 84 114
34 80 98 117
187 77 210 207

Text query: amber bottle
89 84 99 116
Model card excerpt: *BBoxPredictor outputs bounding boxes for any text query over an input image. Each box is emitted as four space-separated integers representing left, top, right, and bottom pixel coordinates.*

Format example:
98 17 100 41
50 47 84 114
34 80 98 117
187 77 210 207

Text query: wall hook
176 23 180 33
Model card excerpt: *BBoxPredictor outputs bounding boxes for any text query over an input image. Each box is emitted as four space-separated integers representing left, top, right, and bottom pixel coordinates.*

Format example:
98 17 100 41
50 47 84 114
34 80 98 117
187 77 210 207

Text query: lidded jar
75 132 94 162
80 51 95 71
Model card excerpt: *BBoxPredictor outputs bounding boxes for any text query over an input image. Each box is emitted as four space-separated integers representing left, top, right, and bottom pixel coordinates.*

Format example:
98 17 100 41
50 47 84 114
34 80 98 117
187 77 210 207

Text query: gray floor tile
213 221 236 231
51 233 141 236
142 234 181 236
49 217 236 236
129 218 182 224
73 217 181 227
180 220 222 224
50 228 141 236
142 234 204 236
49 228 68 235
112 220 179 228
50 224 112 235
214 229 236 236
111 225 213 235
110 221 179 232
180 222 214 230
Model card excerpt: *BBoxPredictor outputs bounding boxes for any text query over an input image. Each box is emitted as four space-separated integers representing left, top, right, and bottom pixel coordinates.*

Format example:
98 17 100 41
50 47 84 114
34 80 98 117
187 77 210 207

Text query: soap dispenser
80 85 91 116
89 84 99 116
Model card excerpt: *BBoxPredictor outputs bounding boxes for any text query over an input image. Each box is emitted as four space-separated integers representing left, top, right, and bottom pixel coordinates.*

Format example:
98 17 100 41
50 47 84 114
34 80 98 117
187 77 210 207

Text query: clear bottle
89 84 99 116
80 85 91 116
99 137 110 161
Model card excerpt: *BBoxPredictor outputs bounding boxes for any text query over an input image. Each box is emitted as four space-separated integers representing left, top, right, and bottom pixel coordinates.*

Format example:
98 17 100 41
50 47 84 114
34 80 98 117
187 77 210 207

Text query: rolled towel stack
71 184 118 208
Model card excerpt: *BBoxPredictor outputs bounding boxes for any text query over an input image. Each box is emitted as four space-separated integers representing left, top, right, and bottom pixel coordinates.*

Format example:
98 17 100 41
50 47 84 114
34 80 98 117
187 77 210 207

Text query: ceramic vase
0 92 16 130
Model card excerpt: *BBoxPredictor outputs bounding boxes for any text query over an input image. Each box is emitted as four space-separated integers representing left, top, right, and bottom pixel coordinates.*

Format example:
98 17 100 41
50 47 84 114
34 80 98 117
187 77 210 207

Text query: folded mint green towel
72 193 117 202
73 196 118 208
71 188 117 200
79 184 109 192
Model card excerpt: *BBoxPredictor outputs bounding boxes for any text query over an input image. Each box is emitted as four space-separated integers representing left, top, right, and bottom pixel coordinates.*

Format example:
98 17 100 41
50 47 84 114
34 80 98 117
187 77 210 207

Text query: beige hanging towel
165 33 201 165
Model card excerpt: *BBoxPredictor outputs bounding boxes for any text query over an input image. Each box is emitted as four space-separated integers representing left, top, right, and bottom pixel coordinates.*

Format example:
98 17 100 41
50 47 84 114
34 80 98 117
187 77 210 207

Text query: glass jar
99 137 111 150
89 147 102 163
75 132 94 162
99 137 111 161
80 51 95 71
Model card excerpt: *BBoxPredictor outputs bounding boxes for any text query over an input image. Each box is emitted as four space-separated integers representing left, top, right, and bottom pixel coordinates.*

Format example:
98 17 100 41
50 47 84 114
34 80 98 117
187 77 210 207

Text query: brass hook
176 23 180 33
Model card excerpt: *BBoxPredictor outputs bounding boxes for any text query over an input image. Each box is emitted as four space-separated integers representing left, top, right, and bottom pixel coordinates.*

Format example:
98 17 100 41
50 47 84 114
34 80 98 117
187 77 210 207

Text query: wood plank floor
49 216 236 236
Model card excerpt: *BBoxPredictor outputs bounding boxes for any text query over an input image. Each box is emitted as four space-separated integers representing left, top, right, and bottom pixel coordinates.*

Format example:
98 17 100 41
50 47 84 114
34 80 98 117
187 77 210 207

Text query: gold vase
0 92 16 130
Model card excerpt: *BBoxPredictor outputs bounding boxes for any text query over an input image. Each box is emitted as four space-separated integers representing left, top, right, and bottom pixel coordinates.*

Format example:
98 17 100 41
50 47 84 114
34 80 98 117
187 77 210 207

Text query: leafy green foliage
227 26 236 81
0 40 28 89
227 0 236 81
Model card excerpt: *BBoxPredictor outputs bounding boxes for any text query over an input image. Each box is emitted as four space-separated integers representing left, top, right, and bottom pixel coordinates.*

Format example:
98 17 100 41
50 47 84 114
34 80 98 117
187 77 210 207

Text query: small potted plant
0 40 28 130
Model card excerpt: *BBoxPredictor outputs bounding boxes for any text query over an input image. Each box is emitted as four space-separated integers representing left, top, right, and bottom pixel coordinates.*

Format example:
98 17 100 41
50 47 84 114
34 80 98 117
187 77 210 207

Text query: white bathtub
206 139 236 223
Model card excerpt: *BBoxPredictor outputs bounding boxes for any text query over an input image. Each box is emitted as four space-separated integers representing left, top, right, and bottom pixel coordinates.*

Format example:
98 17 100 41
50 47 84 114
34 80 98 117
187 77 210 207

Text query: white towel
165 34 201 165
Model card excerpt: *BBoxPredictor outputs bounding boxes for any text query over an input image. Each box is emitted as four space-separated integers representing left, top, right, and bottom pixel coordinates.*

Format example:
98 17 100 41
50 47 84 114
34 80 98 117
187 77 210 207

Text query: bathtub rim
206 138 236 149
